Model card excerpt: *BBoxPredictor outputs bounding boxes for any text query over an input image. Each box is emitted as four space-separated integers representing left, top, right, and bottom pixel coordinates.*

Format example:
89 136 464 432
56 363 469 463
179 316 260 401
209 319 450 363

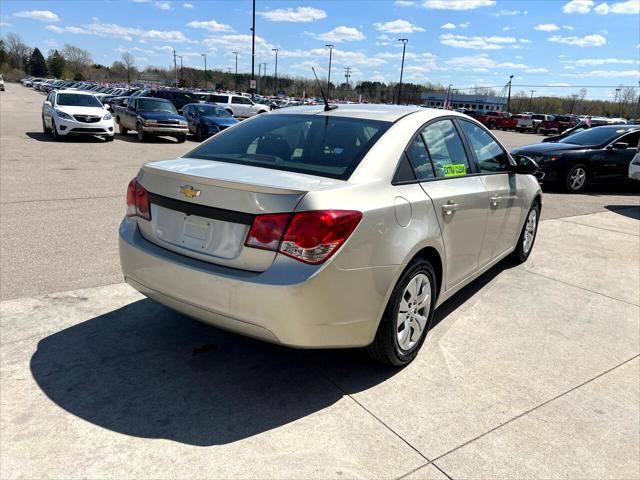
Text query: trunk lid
136 158 345 271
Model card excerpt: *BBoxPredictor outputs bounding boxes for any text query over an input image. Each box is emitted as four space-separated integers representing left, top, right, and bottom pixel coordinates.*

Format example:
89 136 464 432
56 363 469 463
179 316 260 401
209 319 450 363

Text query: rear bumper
119 218 399 348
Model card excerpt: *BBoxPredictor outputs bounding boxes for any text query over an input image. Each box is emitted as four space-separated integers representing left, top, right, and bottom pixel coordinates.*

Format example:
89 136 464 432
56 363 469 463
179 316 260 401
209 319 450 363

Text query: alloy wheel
569 167 587 191
522 208 537 255
396 273 431 352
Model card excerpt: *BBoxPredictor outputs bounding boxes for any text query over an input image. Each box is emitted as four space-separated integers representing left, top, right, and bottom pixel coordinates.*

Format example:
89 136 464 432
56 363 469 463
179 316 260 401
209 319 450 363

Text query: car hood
137 112 186 121
201 115 239 126
512 142 590 155
56 105 107 116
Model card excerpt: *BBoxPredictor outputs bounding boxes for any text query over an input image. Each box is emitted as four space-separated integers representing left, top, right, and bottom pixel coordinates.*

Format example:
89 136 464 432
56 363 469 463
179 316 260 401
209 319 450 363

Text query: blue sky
1 0 638 99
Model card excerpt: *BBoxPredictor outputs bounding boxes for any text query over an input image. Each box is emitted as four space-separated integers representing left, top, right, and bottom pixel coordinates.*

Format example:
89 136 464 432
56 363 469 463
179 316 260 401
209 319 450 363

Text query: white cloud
563 25 575 30
535 23 560 31
316 26 366 43
566 57 638 65
549 82 572 86
562 0 594 13
440 33 517 49
496 9 521 15
154 1 172 10
0 22 12 27
373 19 425 33
13 10 60 22
183 2 194 8
441 22 457 29
46 21 190 42
525 67 549 73
187 19 234 32
424 0 495 10
395 0 415 5
548 33 607 47
257 6 327 22
502 26 513 31
568 69 640 77
594 0 640 14
459 21 470 27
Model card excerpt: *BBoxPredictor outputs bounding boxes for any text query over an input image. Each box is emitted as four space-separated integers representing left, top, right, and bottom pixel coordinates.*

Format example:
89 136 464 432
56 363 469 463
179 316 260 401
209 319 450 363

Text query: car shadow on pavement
25 132 109 143
115 133 182 144
30 260 514 446
605 204 640 220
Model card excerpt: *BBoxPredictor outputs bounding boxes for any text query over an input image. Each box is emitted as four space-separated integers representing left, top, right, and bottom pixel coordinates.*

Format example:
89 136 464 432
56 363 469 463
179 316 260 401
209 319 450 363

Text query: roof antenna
312 67 337 112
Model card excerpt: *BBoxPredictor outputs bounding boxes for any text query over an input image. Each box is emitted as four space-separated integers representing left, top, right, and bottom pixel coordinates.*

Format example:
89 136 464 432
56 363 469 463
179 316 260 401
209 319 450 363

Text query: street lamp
232 51 239 92
528 89 535 111
272 48 279 97
397 38 408 105
506 74 514 114
201 53 207 90
177 55 183 86
250 0 256 99
325 44 334 100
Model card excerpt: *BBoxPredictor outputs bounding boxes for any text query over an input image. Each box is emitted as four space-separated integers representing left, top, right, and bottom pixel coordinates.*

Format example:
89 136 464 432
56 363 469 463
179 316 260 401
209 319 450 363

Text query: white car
205 93 269 118
42 89 115 141
0 74 4 92
629 142 640 181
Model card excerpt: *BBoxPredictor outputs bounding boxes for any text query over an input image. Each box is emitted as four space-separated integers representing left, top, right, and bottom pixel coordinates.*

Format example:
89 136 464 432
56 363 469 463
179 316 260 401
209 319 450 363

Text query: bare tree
121 51 136 84
5 33 31 70
62 44 92 79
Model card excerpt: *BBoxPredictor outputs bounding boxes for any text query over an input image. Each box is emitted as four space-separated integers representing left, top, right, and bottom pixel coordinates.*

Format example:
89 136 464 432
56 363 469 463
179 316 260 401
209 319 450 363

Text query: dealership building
421 91 506 111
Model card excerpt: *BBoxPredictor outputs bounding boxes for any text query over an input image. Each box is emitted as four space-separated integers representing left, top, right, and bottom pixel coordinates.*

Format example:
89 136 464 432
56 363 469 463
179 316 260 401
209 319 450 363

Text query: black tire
137 126 146 142
42 115 50 134
511 200 540 264
564 163 589 193
104 135 114 142
196 126 203 142
367 259 437 366
119 122 128 135
51 120 60 140
176 134 187 143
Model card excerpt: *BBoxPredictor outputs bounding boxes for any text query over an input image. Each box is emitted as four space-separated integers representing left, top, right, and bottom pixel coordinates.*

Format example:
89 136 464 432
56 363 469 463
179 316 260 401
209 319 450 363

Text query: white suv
205 93 269 118
42 90 115 141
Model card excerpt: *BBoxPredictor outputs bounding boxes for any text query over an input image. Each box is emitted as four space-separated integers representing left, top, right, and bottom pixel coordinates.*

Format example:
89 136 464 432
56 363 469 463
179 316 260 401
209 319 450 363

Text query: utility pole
263 63 267 92
614 87 621 117
272 48 279 97
506 74 514 114
325 44 334 100
257 63 261 95
444 84 452 109
528 89 535 111
177 55 183 87
344 66 352 100
232 51 238 92
250 0 256 99
173 49 177 87
201 53 207 90
397 38 408 105
569 94 579 114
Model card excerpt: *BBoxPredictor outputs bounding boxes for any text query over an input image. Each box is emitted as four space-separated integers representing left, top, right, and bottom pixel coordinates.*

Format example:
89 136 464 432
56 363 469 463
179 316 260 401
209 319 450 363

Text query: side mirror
44 100 51 106
608 142 629 150
511 154 539 175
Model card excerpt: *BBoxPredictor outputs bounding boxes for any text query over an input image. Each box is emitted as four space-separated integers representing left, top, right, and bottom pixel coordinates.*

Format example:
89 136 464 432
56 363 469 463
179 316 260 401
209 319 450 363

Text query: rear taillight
126 178 151 220
245 210 362 265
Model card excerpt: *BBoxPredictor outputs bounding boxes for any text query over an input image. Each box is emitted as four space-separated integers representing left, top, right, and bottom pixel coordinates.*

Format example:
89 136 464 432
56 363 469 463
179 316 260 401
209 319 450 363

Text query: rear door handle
490 195 502 207
442 201 459 216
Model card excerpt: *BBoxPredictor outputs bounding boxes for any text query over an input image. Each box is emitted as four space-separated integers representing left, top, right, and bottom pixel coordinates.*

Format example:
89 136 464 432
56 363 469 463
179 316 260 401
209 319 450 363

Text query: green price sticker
443 163 467 177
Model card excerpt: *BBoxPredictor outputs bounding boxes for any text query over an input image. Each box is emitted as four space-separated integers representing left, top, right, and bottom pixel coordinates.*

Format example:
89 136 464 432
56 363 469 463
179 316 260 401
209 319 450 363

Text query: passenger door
412 119 489 290
458 119 524 264
231 96 246 117
596 131 640 182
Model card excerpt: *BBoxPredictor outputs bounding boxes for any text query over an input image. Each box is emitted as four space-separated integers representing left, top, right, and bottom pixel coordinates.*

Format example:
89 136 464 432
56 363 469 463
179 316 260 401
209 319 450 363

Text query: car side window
231 97 243 104
619 131 640 148
241 97 253 105
421 120 471 178
405 135 435 180
459 120 510 173
211 95 228 103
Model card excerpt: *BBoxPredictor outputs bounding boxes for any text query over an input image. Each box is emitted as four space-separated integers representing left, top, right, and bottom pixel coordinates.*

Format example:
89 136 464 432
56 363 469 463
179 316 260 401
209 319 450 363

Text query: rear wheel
565 164 589 193
367 259 436 366
176 134 186 143
42 115 50 134
104 135 114 142
511 200 540 264
51 120 60 141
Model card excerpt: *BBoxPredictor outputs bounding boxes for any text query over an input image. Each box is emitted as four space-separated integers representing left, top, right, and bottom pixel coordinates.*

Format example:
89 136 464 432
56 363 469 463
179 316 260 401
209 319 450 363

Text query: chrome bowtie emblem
179 185 201 198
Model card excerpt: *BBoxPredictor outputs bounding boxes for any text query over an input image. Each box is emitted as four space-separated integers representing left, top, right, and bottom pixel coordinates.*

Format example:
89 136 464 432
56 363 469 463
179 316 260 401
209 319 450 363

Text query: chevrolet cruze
119 105 541 365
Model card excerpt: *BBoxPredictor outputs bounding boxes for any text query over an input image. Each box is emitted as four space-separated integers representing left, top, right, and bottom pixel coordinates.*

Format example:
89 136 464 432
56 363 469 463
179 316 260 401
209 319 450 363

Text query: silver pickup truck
116 97 188 143
516 114 553 133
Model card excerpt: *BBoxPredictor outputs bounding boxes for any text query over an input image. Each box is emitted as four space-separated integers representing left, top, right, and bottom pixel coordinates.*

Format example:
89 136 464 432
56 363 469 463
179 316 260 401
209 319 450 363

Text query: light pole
528 89 535 111
262 62 267 96
232 51 239 92
272 48 279 97
397 38 408 105
250 0 256 99
177 55 183 87
201 53 207 90
506 74 514 114
325 44 334 100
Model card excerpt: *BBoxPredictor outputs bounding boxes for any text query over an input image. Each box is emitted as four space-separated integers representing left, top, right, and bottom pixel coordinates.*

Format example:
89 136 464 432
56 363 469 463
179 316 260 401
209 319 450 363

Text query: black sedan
182 103 239 141
512 125 640 192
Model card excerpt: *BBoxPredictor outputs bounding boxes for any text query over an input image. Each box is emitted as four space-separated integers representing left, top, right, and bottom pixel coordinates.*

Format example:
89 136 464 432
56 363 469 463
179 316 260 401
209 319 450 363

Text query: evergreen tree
46 50 66 78
28 48 47 76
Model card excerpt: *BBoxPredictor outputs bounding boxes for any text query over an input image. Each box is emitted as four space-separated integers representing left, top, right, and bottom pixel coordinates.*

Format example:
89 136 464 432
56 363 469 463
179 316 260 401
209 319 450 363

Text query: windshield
560 127 625 146
138 99 178 113
188 114 391 180
57 93 103 107
196 105 231 117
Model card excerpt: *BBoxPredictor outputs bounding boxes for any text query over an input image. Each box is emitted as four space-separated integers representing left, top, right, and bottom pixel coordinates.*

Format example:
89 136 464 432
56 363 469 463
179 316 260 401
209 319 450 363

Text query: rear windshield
57 93 102 107
138 99 178 113
187 114 391 180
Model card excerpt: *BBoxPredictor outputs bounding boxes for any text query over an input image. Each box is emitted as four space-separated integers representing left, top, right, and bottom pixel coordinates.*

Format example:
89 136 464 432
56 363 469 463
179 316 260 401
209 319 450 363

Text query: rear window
187 114 391 180
210 94 229 103
554 116 571 122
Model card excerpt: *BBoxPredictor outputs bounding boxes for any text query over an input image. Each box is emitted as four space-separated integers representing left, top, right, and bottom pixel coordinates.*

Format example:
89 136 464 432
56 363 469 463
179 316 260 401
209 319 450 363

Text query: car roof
56 89 101 96
267 103 464 123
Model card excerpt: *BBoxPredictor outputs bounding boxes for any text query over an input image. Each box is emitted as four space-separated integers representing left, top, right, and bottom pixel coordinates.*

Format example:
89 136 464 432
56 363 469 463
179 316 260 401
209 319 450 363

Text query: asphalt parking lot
1 83 639 479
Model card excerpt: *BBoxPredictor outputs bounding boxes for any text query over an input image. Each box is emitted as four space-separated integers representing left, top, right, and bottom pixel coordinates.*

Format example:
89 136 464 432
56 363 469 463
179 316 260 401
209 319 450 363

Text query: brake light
245 213 291 251
126 178 151 220
280 210 362 264
245 210 362 264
